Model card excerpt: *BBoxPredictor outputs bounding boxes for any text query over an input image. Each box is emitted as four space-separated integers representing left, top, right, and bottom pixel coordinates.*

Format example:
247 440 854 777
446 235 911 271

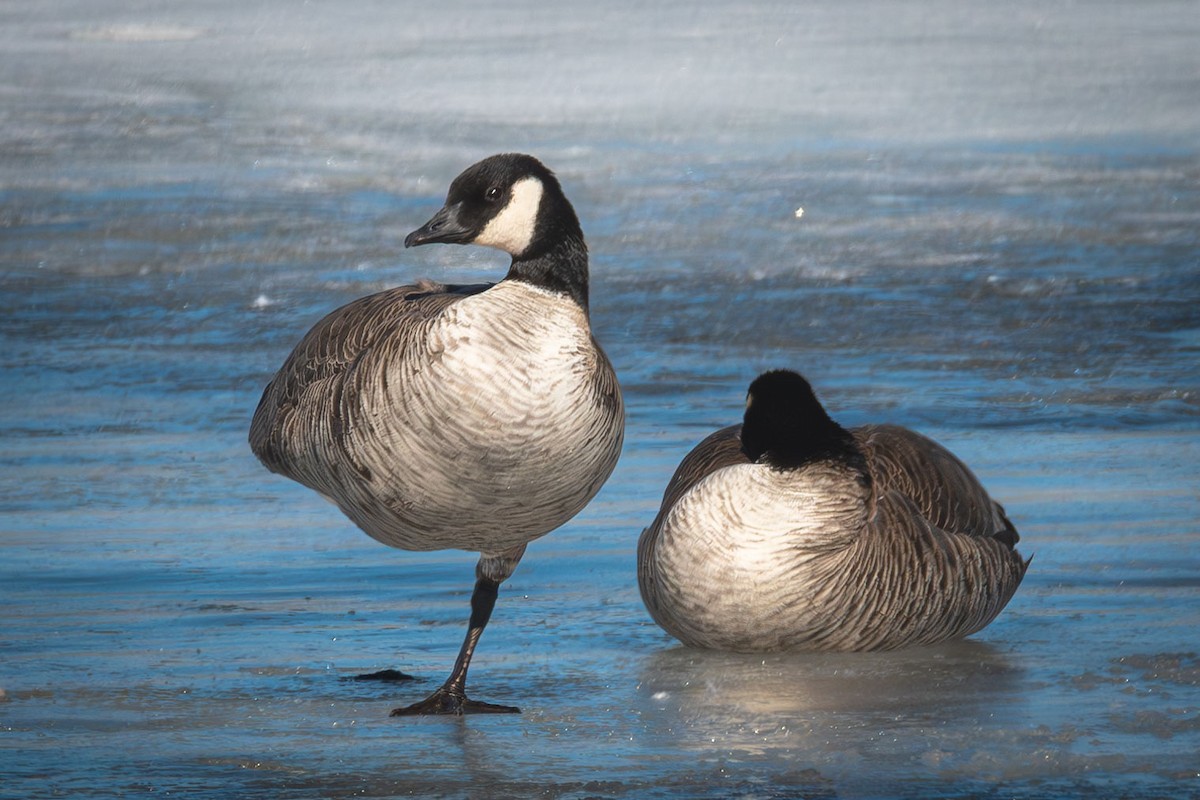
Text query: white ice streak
70 24 207 43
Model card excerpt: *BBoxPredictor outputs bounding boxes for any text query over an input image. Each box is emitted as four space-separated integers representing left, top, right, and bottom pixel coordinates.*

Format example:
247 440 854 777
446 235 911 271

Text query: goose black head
404 153 581 260
404 153 591 310
741 369 857 470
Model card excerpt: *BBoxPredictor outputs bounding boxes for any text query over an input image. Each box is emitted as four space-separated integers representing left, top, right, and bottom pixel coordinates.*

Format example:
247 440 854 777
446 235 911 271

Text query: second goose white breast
649 461 867 650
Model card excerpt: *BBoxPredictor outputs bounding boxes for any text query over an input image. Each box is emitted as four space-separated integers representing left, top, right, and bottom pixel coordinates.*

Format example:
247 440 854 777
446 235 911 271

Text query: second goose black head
741 369 860 471
404 153 590 310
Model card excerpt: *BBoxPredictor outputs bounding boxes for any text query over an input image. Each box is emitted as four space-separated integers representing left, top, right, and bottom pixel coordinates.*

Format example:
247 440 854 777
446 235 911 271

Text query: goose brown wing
248 281 490 481
854 423 1018 546
848 488 1028 648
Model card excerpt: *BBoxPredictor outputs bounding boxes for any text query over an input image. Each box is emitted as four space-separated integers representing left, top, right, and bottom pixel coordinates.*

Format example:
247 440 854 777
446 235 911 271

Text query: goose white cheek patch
475 176 544 256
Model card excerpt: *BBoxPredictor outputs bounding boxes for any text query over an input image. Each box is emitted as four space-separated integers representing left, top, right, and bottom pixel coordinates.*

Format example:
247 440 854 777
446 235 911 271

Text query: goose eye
485 186 502 202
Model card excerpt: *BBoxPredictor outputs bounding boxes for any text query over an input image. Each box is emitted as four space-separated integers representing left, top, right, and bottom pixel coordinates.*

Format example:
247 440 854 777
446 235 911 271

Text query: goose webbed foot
388 564 524 717
389 685 520 716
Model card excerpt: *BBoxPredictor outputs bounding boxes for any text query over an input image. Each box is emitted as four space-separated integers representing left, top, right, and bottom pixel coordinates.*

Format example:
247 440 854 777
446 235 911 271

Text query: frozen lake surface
2 1 1198 797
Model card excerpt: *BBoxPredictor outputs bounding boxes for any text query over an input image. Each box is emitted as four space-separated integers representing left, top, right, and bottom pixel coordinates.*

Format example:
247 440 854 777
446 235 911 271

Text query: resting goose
249 153 624 714
638 370 1027 652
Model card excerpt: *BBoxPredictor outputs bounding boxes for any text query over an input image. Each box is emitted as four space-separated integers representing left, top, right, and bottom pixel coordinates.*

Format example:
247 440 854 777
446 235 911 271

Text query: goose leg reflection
391 574 519 716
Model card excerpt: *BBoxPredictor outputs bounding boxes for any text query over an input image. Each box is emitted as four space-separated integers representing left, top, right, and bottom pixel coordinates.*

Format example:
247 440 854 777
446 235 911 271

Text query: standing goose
638 370 1027 652
250 153 624 714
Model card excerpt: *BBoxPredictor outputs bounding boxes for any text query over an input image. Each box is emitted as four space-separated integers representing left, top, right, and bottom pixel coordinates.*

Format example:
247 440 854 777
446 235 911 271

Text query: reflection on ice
631 642 1200 790
638 640 1021 718
634 641 1027 786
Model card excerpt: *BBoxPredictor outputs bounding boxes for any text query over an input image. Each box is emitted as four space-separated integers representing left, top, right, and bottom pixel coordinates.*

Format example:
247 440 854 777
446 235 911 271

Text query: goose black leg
390 575 519 716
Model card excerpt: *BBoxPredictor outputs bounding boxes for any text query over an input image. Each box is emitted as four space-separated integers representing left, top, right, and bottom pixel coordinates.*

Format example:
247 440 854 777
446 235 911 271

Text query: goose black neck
506 233 590 314
749 421 862 472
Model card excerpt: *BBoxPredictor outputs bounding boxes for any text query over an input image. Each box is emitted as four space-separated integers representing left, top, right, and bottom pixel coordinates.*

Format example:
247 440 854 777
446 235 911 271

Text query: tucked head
404 153 580 259
741 369 852 468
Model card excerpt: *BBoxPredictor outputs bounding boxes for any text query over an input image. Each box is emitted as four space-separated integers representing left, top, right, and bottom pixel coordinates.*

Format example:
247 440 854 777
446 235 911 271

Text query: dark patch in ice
346 668 416 683
1114 653 1200 687
1107 709 1200 741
